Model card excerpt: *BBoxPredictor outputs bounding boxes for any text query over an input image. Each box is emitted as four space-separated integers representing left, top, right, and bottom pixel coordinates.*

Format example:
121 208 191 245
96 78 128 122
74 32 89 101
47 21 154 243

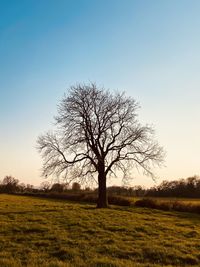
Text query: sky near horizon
0 0 199 187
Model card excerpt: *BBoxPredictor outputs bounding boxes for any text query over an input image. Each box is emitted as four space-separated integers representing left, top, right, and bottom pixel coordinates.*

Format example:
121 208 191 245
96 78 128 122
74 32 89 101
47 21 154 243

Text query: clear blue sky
0 0 200 187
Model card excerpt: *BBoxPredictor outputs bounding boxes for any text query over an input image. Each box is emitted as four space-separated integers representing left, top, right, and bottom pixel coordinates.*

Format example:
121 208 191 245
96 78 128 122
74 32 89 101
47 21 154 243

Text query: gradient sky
0 0 199 187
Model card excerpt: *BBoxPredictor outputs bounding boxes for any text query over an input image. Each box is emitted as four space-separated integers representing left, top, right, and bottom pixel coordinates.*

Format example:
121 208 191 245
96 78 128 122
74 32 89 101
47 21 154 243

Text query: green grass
0 194 200 266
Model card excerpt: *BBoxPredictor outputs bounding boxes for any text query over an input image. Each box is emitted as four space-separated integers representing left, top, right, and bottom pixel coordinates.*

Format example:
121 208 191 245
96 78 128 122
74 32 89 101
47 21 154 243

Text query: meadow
0 194 200 267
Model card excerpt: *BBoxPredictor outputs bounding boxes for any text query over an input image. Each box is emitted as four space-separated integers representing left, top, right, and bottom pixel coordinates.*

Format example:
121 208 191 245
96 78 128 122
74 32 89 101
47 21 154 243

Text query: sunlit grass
0 194 200 266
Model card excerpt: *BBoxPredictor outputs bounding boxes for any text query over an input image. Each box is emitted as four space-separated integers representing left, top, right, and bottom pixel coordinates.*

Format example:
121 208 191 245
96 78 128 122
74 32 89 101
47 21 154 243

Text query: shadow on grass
174 211 200 222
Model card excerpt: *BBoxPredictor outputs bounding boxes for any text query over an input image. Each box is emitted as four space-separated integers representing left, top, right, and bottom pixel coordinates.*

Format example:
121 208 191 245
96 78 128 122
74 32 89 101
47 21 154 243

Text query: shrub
17 192 131 206
108 196 132 206
159 201 173 211
82 194 97 203
50 183 65 193
135 198 158 209
172 201 200 213
72 182 81 191
135 198 200 214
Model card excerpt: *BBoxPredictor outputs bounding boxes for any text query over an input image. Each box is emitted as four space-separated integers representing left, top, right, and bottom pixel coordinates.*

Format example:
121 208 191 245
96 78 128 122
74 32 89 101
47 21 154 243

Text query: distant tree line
0 175 200 198
146 176 200 198
0 176 82 194
0 176 146 197
0 176 37 194
96 176 200 198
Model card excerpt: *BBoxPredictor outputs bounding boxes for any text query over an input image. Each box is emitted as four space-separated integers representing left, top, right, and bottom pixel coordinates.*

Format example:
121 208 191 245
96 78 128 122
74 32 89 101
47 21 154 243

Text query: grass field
0 194 200 266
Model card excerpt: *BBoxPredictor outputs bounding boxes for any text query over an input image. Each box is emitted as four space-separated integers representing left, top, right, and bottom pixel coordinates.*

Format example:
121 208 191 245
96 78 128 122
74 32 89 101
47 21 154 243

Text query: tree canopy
37 83 164 207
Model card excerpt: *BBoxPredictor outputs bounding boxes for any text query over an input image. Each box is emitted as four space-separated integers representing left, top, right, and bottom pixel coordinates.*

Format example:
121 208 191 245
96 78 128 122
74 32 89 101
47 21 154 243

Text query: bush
135 198 200 214
172 201 200 213
16 192 131 206
81 194 97 203
159 201 173 211
72 182 81 191
50 183 65 193
135 198 159 209
108 196 132 206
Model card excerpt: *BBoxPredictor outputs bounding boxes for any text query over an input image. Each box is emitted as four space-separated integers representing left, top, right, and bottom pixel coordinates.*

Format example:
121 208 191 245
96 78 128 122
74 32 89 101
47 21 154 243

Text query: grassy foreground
0 195 200 267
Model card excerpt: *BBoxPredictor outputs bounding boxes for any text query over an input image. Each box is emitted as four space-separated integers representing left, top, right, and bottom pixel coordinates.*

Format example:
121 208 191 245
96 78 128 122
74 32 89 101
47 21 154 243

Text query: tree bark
97 165 108 208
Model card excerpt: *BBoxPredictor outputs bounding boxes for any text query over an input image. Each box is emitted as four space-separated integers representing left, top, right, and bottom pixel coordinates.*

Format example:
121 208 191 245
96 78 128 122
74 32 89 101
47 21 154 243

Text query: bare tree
37 83 164 208
40 181 51 192
2 175 19 193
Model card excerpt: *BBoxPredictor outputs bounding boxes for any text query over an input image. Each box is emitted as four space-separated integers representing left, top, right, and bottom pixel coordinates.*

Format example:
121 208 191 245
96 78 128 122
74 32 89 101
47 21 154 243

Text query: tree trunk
97 168 108 208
